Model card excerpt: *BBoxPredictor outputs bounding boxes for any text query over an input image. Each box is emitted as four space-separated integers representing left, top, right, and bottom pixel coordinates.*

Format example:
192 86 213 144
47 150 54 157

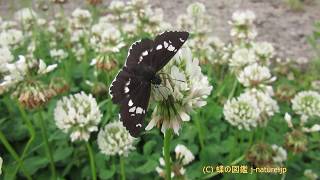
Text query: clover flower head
253 42 275 64
0 47 14 70
97 120 135 156
54 92 102 142
156 144 194 178
230 10 257 40
243 89 279 124
187 2 206 17
271 144 287 165
175 144 195 165
0 156 2 175
0 29 23 48
0 55 29 94
90 22 125 53
223 92 260 130
70 8 92 29
229 48 256 71
304 169 318 180
146 47 212 135
50 49 69 61
237 63 276 88
14 8 38 29
291 91 320 118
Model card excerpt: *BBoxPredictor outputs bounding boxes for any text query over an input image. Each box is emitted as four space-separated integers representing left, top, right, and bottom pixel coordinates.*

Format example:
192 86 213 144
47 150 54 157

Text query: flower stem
195 115 205 150
38 111 56 179
85 142 97 180
164 129 173 180
0 131 32 180
228 78 238 99
15 103 36 175
120 156 126 180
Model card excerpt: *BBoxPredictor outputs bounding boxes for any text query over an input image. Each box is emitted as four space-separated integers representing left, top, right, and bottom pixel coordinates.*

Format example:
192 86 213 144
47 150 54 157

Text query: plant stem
164 129 173 180
120 156 126 180
86 142 97 180
228 78 238 99
0 131 32 180
195 115 205 150
38 111 56 179
15 103 36 175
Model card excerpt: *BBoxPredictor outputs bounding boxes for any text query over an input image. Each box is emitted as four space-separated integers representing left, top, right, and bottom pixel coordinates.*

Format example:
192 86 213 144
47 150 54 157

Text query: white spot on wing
142 50 148 56
124 87 129 93
156 44 163 50
164 41 168 48
128 100 133 107
179 38 185 42
136 123 142 128
138 56 143 64
136 107 143 114
129 106 136 112
168 45 175 51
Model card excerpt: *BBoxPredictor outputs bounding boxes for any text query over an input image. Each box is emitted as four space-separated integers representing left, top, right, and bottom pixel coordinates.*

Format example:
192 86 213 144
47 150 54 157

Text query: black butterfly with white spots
109 31 189 137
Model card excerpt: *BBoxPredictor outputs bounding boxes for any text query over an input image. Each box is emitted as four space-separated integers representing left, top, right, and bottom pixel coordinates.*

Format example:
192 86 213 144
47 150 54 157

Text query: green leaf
53 146 73 162
135 158 158 174
23 156 49 175
143 140 157 155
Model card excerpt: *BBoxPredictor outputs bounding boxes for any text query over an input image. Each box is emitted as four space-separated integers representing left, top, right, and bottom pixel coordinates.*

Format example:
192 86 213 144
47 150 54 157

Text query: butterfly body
110 31 189 137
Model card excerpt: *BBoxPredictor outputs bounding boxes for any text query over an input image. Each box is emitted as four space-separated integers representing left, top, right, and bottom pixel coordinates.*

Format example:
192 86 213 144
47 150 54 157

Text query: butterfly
109 31 189 137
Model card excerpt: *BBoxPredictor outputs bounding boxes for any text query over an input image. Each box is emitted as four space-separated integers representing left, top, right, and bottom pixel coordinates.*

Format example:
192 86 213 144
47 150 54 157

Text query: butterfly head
151 74 162 85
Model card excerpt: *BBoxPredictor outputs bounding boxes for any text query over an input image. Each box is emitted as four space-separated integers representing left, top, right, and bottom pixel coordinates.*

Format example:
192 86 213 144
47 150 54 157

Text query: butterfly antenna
162 77 186 83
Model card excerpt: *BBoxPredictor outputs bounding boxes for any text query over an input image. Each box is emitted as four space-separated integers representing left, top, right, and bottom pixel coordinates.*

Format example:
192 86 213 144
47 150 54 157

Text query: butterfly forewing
125 38 154 69
151 31 189 71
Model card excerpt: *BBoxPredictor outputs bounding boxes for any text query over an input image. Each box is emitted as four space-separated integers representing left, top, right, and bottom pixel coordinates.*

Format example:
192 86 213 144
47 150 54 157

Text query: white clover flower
146 47 212 135
302 124 320 133
54 92 102 142
187 2 206 17
291 91 320 118
14 8 38 29
0 156 2 175
230 10 257 40
229 48 256 70
70 8 92 29
97 120 135 157
223 92 260 130
237 63 276 88
271 144 287 165
0 55 28 94
176 14 193 30
90 22 125 53
175 144 195 165
37 59 58 74
284 113 294 128
109 1 126 12
0 47 14 71
0 29 23 48
244 89 279 122
304 169 318 180
0 20 18 31
156 144 193 178
50 49 68 61
253 42 275 63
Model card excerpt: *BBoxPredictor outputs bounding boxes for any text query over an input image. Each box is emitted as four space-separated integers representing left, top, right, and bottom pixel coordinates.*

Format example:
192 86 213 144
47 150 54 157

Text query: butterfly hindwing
120 82 151 137
151 31 189 71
